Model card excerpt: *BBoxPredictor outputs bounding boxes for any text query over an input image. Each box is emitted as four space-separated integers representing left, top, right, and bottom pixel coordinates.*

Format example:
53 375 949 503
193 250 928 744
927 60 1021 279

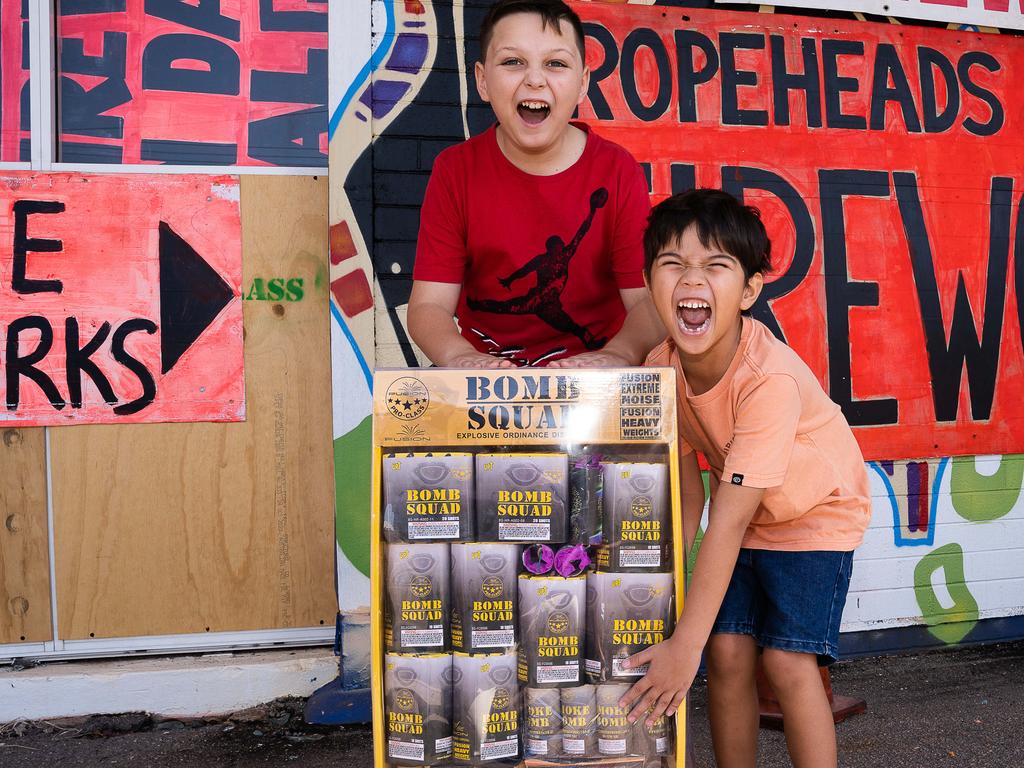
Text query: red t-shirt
414 123 650 366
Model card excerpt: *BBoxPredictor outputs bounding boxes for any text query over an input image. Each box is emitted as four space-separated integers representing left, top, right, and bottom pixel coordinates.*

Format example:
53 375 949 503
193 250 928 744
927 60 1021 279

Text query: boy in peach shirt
620 189 871 768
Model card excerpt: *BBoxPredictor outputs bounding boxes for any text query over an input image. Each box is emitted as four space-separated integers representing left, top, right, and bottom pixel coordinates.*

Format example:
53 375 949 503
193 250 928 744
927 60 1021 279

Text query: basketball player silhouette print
467 188 609 360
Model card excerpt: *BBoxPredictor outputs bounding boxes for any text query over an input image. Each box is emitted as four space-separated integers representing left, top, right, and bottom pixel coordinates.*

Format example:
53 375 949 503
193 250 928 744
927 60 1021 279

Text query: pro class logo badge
386 377 429 421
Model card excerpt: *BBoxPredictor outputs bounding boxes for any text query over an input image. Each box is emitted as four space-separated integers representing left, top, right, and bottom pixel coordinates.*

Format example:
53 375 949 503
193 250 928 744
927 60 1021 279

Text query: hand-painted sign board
575 3 1024 460
719 0 1024 33
1 173 244 426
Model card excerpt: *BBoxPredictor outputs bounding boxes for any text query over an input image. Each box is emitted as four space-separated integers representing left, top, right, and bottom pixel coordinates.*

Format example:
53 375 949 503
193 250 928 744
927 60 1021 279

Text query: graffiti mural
329 0 1024 663
329 0 440 615
848 454 1024 645
57 0 327 165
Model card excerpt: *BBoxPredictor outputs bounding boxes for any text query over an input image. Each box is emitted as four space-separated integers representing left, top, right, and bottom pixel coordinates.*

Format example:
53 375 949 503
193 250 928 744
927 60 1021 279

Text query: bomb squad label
601 462 669 571
386 544 450 652
586 572 674 682
450 544 519 652
383 453 474 542
518 575 585 687
452 652 520 763
385 653 453 765
477 453 568 542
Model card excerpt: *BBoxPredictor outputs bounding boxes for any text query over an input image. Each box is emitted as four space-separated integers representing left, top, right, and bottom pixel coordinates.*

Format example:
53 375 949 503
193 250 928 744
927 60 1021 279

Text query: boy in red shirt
408 0 663 368
622 190 871 768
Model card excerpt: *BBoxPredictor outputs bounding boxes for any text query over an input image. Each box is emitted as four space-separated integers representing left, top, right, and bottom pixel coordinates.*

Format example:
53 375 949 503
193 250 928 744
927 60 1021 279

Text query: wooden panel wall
50 176 336 640
0 428 52 644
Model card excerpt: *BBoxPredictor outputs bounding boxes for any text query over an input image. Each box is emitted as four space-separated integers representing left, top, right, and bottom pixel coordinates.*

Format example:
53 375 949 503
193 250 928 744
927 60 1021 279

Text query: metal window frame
17 0 326 175
0 627 335 663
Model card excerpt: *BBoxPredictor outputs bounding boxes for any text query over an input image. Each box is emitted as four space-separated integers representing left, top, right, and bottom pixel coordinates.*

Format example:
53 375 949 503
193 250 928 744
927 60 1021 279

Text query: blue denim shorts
711 548 854 665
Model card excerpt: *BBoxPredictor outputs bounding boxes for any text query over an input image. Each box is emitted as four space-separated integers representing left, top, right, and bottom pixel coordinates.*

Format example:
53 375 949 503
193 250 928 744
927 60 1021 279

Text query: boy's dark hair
643 189 772 281
478 0 586 63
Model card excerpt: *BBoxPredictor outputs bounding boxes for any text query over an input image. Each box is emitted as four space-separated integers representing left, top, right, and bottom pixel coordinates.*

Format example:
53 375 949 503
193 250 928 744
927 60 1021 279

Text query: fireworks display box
370 368 686 768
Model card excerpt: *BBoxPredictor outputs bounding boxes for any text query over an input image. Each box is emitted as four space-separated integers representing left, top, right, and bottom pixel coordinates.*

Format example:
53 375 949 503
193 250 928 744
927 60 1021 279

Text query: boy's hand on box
442 351 516 369
618 634 700 727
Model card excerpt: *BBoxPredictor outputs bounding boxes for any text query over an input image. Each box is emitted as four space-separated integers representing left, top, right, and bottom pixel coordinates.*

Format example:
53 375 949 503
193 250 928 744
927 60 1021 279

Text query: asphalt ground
1 640 1021 767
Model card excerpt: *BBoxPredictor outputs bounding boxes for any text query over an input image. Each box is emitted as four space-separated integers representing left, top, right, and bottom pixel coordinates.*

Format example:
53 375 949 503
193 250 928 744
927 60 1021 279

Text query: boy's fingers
622 647 651 670
646 691 676 726
619 677 649 709
627 689 660 723
666 691 686 717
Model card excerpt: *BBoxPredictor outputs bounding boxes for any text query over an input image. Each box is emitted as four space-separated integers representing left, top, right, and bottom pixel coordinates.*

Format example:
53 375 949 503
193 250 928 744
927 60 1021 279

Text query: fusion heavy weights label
518 574 585 688
586 572 674 682
476 453 568 543
599 462 669 571
450 543 519 652
383 453 474 542
385 653 453 765
385 544 450 652
452 652 520 763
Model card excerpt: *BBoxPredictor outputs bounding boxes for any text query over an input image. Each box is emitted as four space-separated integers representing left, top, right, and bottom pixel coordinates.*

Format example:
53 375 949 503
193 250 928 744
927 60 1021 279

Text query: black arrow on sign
159 221 235 375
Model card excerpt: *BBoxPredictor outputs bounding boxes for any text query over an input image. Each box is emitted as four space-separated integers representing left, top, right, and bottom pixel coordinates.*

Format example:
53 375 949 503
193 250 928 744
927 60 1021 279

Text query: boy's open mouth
677 299 711 335
518 99 550 125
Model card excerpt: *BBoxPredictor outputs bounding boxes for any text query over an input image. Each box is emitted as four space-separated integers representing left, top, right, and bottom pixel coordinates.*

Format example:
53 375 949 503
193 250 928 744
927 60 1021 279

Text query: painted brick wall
330 0 1024 654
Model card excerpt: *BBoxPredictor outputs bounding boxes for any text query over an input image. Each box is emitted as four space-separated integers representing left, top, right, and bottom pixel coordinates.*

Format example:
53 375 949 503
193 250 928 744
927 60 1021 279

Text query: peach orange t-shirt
646 317 871 551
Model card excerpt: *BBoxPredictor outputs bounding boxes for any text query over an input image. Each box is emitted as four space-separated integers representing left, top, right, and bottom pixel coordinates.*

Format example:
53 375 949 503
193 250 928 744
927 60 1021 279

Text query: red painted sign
1 173 243 426
57 0 326 166
575 4 1023 460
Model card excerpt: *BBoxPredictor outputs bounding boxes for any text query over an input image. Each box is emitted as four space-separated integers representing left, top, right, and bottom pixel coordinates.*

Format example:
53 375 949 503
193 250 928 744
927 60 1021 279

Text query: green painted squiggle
950 454 1023 522
913 543 979 644
335 416 373 578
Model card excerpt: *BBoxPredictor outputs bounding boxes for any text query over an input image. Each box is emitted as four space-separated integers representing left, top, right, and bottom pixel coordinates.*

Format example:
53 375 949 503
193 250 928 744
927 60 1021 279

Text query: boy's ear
740 272 764 311
576 66 591 107
474 60 491 104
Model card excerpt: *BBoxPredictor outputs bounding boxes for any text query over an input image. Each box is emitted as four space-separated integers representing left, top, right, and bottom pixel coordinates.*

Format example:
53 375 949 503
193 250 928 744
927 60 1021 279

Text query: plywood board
0 428 52 644
51 175 336 640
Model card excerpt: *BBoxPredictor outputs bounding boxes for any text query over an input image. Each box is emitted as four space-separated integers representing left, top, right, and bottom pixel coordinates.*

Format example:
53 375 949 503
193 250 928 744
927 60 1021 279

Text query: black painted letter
894 172 1011 422
675 30 719 123
818 169 897 426
5 316 65 410
13 200 65 295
